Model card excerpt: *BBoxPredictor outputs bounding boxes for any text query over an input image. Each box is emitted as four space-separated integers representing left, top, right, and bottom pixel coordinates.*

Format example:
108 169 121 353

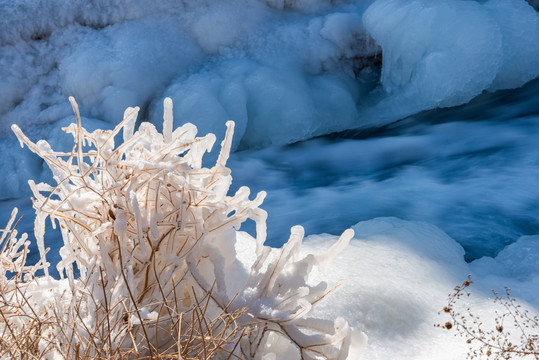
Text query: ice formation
362 0 539 122
1 98 364 359
2 0 539 200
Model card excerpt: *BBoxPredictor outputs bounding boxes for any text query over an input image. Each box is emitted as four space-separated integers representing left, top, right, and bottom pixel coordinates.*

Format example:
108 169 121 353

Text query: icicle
34 212 48 277
217 121 235 167
122 106 139 143
163 97 173 144
315 228 354 274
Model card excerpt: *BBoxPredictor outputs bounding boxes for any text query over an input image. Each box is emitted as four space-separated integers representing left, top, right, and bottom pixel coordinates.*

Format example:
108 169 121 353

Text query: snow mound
303 217 539 359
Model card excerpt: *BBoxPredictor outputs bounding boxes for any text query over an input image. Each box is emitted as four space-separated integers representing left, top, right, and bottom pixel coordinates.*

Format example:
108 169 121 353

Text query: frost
0 98 363 359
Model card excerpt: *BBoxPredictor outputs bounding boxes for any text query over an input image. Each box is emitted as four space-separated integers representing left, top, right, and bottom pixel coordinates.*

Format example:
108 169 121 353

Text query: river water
230 77 539 261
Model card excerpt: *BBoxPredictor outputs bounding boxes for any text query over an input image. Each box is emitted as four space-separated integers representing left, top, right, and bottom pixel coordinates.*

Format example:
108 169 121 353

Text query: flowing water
230 77 539 261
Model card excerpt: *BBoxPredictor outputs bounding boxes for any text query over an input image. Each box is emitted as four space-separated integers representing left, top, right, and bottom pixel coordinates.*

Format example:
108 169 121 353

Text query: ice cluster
0 99 364 359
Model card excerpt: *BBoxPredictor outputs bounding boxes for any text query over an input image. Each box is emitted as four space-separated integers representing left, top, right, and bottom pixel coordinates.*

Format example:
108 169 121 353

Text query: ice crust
1 0 539 199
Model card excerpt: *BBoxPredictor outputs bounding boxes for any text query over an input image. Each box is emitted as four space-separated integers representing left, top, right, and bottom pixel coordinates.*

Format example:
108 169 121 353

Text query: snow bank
297 217 539 359
471 234 539 301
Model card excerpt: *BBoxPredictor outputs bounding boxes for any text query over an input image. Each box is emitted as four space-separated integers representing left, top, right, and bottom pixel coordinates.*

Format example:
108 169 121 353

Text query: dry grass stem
438 276 539 359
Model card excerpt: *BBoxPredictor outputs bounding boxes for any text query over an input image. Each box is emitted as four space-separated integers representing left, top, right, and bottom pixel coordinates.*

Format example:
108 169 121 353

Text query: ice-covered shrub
0 98 364 359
